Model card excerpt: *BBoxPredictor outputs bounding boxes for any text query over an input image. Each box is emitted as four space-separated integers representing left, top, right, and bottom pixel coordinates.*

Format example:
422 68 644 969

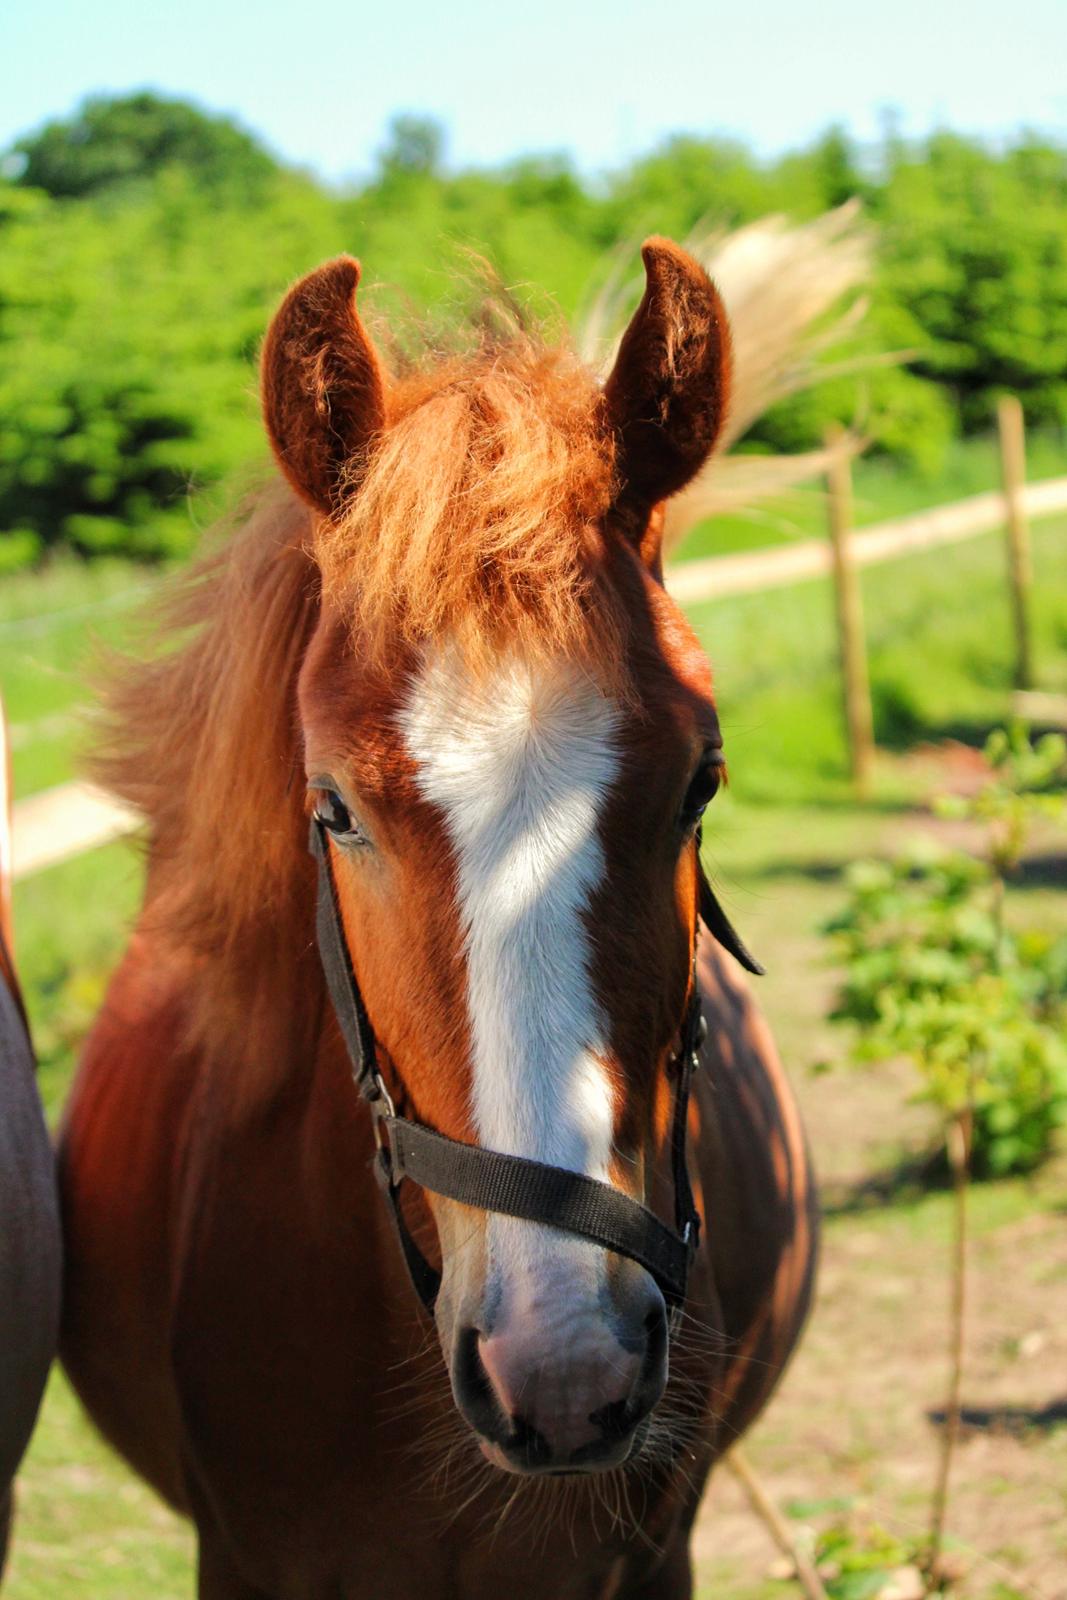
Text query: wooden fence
10 413 1067 878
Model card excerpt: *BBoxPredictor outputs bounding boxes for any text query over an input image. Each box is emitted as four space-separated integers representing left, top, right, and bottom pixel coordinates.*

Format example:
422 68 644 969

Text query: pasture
3 456 1066 1598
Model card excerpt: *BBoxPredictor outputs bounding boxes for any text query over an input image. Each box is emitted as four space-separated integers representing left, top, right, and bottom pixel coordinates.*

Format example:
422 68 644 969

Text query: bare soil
691 792 1067 1600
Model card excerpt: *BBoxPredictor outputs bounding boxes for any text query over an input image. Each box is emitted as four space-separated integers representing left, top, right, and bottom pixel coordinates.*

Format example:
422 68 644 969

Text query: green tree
4 93 1067 567
376 115 446 180
11 92 277 199
877 132 1067 432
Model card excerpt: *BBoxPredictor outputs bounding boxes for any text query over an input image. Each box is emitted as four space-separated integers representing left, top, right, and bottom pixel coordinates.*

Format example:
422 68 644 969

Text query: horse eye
681 754 723 827
313 788 364 843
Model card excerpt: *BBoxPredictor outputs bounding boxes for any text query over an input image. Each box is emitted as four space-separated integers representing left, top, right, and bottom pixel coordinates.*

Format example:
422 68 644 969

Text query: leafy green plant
812 1518 922 1600
826 731 1067 1177
3 94 1067 568
828 848 1067 1178
822 726 1066 1575
11 90 277 200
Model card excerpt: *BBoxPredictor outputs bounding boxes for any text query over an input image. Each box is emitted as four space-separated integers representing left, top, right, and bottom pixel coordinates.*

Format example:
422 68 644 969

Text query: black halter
310 817 762 1317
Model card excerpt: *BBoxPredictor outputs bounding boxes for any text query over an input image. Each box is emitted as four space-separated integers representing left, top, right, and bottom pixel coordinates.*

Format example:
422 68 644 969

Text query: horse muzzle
445 1228 669 1475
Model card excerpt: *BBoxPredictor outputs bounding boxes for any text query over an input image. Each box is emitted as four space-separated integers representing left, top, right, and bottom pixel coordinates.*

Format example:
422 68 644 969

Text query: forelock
312 330 630 689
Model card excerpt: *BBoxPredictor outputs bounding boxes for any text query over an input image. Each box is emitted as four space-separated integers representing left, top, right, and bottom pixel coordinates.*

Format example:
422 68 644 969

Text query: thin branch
726 1447 831 1600
927 1107 972 1578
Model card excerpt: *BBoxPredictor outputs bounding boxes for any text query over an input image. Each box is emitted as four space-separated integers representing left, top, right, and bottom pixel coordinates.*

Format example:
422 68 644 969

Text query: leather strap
309 815 755 1316
313 815 379 1090
378 1112 692 1301
695 823 764 976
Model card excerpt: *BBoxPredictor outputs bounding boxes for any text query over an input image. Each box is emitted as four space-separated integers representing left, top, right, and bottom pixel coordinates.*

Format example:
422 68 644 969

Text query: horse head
261 243 732 1476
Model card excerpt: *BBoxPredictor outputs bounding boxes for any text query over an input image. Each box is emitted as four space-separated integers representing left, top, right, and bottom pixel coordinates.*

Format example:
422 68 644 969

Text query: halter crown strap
694 821 764 977
697 870 764 975
309 815 756 1316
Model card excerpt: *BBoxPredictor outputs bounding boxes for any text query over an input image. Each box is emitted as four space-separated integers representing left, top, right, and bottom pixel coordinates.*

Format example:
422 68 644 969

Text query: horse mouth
476 1415 652 1478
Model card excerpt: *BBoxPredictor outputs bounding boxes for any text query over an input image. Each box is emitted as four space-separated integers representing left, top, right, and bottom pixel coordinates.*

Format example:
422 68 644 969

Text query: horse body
62 935 813 1598
0 703 62 1572
60 241 817 1597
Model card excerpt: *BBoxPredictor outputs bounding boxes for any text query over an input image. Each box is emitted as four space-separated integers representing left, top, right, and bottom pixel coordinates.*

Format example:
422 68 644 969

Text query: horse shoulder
58 936 202 1510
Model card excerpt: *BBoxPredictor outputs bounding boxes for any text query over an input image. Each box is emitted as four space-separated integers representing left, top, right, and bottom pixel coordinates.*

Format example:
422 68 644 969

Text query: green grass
1 559 165 797
6 1373 193 1600
690 516 1067 807
12 843 143 1119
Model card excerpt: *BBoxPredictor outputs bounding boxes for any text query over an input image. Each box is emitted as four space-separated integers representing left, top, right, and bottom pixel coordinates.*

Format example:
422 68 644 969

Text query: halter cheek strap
309 816 760 1317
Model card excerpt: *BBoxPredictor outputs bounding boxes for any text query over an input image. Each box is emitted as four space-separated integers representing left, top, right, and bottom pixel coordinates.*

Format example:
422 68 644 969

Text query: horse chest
167 1087 699 1600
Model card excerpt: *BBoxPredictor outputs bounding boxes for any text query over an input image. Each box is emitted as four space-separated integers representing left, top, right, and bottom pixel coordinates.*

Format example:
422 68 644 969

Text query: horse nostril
586 1395 633 1445
644 1299 668 1378
453 1328 556 1465
451 1325 504 1442
453 1295 669 1472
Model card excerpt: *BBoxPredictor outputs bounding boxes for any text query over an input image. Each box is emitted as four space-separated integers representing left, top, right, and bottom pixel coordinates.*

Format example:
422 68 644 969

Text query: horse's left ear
604 237 732 560
261 256 387 516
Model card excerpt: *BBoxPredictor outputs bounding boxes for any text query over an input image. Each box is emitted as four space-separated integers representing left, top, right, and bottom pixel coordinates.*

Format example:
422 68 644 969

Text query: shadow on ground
744 848 1067 891
927 1398 1067 1437
821 1151 945 1217
1013 851 1067 888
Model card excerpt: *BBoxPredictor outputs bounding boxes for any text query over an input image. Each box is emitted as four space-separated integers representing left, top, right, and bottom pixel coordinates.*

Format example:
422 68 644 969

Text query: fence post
996 395 1033 690
825 430 874 798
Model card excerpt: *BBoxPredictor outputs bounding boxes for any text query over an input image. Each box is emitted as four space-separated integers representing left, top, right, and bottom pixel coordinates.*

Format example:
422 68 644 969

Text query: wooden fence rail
10 471 1067 882
664 474 1067 608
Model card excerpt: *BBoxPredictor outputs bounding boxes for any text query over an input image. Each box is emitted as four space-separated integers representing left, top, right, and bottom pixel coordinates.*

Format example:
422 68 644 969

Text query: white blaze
401 651 620 1194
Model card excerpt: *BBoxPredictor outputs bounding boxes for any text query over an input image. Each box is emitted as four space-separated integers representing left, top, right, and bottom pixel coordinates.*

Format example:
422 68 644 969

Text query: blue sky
4 0 1065 181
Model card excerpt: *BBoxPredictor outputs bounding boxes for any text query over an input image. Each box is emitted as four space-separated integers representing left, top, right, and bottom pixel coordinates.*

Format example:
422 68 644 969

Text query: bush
11 91 278 200
823 730 1067 1178
3 94 1067 564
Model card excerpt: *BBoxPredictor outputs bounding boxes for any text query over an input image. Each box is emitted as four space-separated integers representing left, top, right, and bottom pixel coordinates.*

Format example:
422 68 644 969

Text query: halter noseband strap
309 816 760 1317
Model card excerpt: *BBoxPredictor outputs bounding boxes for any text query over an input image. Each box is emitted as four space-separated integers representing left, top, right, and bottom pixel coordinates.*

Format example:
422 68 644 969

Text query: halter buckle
368 1073 401 1189
372 1109 401 1192
671 999 707 1079
690 1011 708 1071
366 1070 396 1120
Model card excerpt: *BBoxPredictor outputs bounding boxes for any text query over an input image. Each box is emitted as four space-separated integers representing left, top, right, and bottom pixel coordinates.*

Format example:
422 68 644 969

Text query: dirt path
692 1137 1067 1600
11 781 136 880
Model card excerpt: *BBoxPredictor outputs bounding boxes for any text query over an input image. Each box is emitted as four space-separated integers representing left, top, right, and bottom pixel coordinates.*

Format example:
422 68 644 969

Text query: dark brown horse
0 697 62 1575
59 240 817 1598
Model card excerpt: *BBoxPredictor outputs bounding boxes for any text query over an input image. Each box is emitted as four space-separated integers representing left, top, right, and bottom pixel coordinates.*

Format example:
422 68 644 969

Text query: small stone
766 1556 796 1581
877 1563 926 1600
930 1552 968 1586
1019 1330 1045 1358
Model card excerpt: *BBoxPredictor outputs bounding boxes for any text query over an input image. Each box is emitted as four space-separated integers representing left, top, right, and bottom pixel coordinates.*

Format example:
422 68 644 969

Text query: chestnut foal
59 240 817 1599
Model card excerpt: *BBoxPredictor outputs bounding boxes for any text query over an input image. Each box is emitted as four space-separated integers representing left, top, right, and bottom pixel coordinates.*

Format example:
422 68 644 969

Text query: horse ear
604 237 732 551
261 256 386 515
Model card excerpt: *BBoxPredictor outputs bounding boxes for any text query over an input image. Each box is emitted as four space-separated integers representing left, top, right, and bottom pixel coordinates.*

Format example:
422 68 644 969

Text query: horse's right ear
261 256 386 515
604 238 732 549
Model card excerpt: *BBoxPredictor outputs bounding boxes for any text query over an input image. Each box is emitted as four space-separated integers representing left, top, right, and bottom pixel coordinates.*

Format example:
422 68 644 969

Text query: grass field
8 432 1067 800
3 455 1067 1598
